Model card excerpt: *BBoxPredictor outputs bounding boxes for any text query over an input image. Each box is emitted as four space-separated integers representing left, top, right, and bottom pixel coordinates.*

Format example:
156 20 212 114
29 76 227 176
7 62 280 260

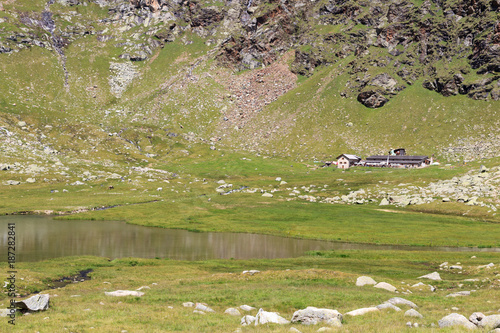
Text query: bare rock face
357 91 389 108
15 294 50 312
291 307 343 325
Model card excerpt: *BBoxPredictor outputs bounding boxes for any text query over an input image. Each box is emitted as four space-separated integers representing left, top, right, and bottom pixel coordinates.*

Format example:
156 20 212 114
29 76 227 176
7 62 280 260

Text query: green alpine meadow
0 0 499 331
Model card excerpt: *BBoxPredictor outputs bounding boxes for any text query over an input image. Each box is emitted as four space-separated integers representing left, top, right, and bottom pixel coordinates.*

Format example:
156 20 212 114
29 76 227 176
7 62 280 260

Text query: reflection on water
0 215 498 262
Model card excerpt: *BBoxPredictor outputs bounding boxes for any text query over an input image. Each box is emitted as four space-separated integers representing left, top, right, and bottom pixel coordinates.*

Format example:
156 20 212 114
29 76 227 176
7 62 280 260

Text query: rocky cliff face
1 0 498 107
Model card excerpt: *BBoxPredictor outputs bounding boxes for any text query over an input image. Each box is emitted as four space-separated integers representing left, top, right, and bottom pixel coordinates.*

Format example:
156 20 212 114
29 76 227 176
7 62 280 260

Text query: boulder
379 198 390 205
240 305 256 311
26 178 36 183
5 180 20 185
241 315 256 325
225 308 241 316
254 308 290 325
405 309 423 318
357 91 389 108
356 276 377 286
469 312 485 325
418 272 441 281
15 294 50 311
478 315 500 329
374 282 397 292
385 297 418 308
446 291 471 297
291 307 342 325
195 303 215 313
242 270 260 275
438 313 477 330
262 193 273 198
104 290 144 297
345 307 379 316
376 303 401 311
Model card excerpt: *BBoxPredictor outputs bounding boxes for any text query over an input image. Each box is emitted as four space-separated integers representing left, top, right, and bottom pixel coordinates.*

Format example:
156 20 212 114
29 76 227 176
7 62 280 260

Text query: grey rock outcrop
438 313 477 330
291 307 342 325
15 294 50 311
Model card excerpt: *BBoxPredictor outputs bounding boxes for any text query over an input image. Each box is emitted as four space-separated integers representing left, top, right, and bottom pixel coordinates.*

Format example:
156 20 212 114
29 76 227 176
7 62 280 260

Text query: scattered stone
418 272 441 281
376 303 401 311
356 276 377 286
446 291 471 297
262 193 273 197
15 294 50 311
438 313 477 330
195 303 215 313
241 315 256 326
275 177 282 182
385 297 418 308
26 178 36 183
450 265 463 270
183 302 194 307
104 290 144 297
17 121 26 127
225 308 241 316
5 180 20 185
405 309 423 318
240 305 256 311
374 282 397 292
291 307 343 325
345 307 379 316
254 308 290 325
242 270 260 275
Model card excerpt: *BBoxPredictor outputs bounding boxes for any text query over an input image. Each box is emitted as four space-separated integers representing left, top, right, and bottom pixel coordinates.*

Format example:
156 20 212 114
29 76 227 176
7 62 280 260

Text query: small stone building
336 154 362 169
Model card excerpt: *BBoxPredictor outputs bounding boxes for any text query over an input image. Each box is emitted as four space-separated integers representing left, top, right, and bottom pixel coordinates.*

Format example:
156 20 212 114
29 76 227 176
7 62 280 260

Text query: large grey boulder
345 307 379 316
104 290 144 297
291 307 342 325
356 276 377 286
254 308 290 325
15 294 50 311
418 272 441 281
385 297 418 308
478 315 500 329
438 313 477 330
469 312 485 325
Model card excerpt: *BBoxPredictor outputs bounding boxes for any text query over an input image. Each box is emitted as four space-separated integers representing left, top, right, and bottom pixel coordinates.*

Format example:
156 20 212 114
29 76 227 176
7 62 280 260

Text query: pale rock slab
405 309 423 318
385 297 418 308
15 294 50 311
345 307 379 316
376 303 401 311
240 305 256 311
356 276 377 287
291 307 342 325
195 303 215 312
478 315 500 329
241 315 256 326
225 308 241 316
446 291 471 297
104 290 144 297
374 282 397 292
254 308 290 325
438 313 477 330
418 272 442 281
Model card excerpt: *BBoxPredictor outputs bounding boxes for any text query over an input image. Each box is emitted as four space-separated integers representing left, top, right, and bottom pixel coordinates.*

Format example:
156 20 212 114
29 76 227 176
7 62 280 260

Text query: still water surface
1 215 499 262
